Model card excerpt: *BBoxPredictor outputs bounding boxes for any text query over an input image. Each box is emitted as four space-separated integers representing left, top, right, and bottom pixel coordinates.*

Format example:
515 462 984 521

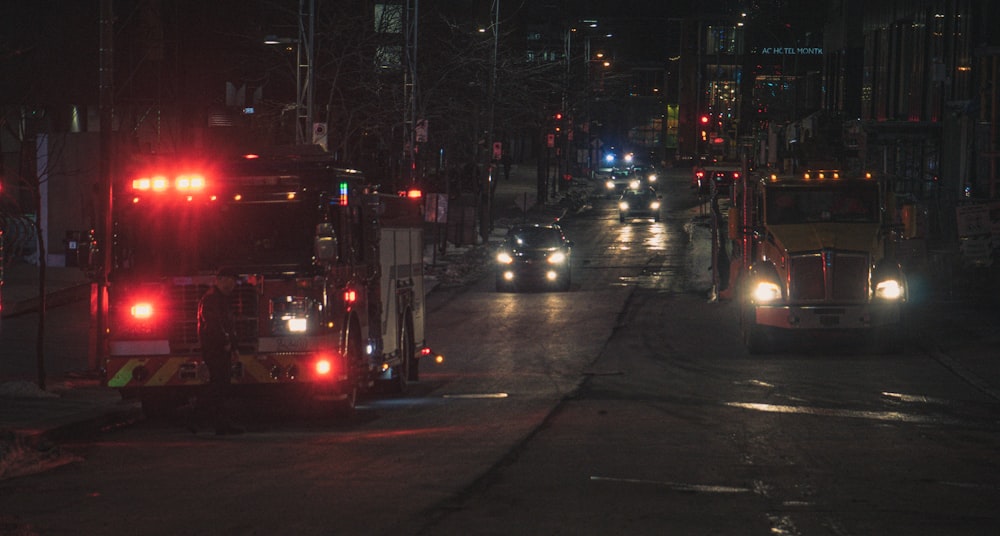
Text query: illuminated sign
758 47 823 55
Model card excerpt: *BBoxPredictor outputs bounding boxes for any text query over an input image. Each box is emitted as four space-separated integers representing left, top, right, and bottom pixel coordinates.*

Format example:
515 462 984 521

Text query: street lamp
262 0 314 146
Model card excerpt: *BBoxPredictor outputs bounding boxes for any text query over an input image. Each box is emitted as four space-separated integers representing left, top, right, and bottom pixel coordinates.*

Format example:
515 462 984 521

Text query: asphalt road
2 169 998 535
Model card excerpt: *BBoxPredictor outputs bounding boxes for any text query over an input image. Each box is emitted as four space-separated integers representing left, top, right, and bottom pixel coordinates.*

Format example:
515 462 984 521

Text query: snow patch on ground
0 381 59 399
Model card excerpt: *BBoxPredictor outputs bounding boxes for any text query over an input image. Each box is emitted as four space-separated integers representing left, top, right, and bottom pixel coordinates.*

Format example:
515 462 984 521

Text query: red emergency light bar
131 173 208 193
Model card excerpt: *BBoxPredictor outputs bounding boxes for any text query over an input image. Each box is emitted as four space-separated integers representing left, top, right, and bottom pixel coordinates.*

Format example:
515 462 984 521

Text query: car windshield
510 227 563 247
623 190 654 201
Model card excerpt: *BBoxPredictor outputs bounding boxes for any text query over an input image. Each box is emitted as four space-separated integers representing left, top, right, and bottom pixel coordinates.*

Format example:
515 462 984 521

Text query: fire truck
732 169 907 354
101 150 431 416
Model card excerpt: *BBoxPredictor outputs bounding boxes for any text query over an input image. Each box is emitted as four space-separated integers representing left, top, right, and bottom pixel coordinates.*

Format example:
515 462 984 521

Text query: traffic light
553 112 564 133
699 114 710 125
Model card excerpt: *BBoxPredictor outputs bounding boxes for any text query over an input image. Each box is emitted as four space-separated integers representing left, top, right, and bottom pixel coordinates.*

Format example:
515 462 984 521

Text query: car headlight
874 279 903 300
548 251 567 264
606 180 615 190
629 179 641 189
650 201 661 210
751 281 782 302
648 174 657 183
496 251 513 264
619 201 630 210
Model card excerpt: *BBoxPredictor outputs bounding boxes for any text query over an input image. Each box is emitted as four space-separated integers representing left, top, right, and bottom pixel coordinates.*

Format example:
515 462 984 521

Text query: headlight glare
548 251 566 264
496 251 513 264
751 281 782 302
650 201 661 210
619 201 629 210
875 279 903 300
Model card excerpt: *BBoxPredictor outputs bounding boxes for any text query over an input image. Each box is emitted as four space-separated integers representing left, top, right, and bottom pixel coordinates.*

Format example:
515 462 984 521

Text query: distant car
618 187 662 223
631 164 659 190
697 166 741 197
495 223 573 292
603 167 634 198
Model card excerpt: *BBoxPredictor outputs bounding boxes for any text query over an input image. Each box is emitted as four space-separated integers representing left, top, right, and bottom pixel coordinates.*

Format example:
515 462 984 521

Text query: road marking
589 475 751 494
442 392 509 399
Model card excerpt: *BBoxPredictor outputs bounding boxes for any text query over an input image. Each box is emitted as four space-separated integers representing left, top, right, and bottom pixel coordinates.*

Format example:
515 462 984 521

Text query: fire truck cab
734 170 907 353
102 151 429 416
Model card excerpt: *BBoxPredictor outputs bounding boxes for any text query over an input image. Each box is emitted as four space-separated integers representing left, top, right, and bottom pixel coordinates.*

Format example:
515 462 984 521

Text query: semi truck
732 169 907 353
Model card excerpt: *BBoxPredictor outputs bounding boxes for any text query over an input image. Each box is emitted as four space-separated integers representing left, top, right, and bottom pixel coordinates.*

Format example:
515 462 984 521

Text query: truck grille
168 283 259 352
788 252 869 302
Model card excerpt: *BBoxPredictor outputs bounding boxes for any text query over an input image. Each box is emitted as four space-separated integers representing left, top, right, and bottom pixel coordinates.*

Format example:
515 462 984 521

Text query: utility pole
95 0 115 376
404 0 419 187
481 0 499 243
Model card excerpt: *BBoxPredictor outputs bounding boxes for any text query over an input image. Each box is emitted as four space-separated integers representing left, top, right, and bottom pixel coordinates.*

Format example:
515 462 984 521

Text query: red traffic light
554 112 563 121
699 115 710 124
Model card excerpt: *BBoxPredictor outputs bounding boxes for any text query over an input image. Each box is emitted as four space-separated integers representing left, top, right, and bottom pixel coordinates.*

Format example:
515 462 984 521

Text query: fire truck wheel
332 327 363 419
383 315 417 393
140 390 188 418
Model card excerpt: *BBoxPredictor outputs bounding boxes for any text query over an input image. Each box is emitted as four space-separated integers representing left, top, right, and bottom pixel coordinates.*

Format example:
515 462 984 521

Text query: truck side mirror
314 223 338 262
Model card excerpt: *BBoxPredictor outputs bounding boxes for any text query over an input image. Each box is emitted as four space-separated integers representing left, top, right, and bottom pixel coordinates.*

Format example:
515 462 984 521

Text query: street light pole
295 0 315 145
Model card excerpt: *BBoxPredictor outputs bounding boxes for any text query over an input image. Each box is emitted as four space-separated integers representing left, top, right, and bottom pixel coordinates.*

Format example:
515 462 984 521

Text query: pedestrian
196 267 245 435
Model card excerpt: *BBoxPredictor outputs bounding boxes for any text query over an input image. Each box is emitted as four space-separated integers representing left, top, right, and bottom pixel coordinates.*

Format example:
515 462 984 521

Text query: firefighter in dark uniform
197 267 245 435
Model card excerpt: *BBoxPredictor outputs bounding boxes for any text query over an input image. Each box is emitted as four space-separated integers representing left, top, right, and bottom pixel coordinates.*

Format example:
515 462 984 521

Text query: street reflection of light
725 401 953 424
643 225 669 252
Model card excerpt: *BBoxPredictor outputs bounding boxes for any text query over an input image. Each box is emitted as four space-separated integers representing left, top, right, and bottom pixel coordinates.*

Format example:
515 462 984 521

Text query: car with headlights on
618 187 662 223
602 167 634 198
495 223 573 292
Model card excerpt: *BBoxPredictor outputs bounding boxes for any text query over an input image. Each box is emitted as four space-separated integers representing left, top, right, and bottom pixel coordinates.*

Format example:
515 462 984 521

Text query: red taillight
315 359 333 376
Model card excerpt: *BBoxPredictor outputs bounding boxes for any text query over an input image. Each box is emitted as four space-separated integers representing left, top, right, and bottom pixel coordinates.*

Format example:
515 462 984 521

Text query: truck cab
736 170 906 353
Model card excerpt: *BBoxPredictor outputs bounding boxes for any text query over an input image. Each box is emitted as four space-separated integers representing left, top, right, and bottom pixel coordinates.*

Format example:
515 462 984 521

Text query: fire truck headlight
751 281 782 303
875 279 903 300
547 251 566 264
496 251 513 264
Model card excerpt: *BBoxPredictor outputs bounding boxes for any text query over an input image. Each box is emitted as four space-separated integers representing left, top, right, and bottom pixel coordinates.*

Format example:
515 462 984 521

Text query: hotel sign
758 47 823 55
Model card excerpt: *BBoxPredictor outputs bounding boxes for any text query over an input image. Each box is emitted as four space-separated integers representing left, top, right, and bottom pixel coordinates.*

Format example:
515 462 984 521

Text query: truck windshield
115 199 318 277
766 185 878 225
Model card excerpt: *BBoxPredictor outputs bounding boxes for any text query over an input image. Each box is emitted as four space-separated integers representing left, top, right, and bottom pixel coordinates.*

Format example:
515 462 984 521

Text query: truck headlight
548 251 566 264
751 281 782 303
496 251 513 264
874 279 903 300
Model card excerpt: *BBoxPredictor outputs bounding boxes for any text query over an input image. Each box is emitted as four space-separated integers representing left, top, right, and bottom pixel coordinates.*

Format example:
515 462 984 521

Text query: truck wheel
741 306 771 354
873 325 903 354
386 315 417 393
333 327 363 419
140 390 188 418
